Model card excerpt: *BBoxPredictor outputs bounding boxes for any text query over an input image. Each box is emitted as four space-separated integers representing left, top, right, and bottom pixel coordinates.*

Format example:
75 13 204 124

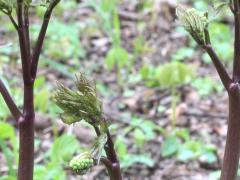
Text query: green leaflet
176 6 209 45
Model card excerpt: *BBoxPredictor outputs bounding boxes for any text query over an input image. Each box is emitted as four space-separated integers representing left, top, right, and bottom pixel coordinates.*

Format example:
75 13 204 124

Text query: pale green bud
69 152 94 175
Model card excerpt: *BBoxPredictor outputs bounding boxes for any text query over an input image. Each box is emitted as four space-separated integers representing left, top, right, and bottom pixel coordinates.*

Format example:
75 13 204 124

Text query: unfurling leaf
52 74 103 125
176 6 209 45
69 152 94 175
0 0 15 13
90 133 108 163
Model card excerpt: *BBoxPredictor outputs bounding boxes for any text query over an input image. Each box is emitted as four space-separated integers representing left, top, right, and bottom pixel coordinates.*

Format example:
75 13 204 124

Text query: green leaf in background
0 176 16 180
158 61 194 88
161 136 180 157
174 128 190 141
172 47 195 61
0 122 15 141
203 22 233 63
34 164 66 180
34 76 46 89
105 47 129 70
115 136 127 159
0 97 10 120
192 77 223 97
134 129 146 147
0 122 17 177
200 151 217 164
30 21 85 61
177 140 201 162
139 65 161 87
49 134 80 163
35 88 50 113
0 78 12 120
121 154 154 168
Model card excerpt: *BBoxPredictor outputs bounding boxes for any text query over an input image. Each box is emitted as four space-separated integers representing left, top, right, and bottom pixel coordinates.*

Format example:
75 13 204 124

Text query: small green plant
192 76 223 97
52 74 122 180
86 0 131 83
161 128 217 163
113 116 158 169
31 21 85 61
0 122 18 179
34 134 81 180
140 61 194 127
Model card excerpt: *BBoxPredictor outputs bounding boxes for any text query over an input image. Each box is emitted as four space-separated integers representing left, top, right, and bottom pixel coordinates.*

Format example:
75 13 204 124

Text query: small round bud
69 152 94 175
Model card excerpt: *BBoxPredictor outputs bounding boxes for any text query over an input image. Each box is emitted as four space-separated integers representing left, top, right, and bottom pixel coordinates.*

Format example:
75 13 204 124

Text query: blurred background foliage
0 0 235 179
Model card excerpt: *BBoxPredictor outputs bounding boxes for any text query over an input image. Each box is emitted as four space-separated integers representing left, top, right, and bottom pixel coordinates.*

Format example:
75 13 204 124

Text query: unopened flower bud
69 152 94 175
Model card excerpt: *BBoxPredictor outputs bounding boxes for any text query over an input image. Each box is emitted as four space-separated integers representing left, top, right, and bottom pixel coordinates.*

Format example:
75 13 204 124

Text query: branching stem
0 78 22 121
31 0 61 79
203 45 232 90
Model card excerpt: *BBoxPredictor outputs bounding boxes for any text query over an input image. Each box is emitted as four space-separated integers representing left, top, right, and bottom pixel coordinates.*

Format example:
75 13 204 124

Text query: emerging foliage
90 133 108 163
52 74 103 125
0 0 15 13
176 6 209 45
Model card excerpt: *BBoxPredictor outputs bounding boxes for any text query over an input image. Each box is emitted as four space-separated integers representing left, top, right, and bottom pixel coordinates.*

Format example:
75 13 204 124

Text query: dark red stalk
201 1 240 179
104 130 122 180
94 126 122 180
0 0 60 179
233 0 240 82
31 0 61 79
220 83 240 180
0 79 22 121
218 1 240 180
203 45 232 91
18 83 35 180
16 1 34 179
15 0 61 179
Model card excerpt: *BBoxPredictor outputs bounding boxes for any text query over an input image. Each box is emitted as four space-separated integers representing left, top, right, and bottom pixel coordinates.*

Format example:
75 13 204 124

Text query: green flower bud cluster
69 152 94 175
176 7 209 45
52 74 103 125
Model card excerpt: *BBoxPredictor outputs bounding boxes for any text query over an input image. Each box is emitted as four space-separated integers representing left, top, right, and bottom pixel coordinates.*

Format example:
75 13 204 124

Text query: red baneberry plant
0 0 61 179
52 74 122 180
177 1 240 180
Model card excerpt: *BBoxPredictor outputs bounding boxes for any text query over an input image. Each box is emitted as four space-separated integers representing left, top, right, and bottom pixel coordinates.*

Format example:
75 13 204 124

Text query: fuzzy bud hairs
176 6 210 46
52 74 103 126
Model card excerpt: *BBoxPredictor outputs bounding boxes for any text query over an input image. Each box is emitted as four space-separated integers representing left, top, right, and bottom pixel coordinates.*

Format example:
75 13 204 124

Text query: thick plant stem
94 127 122 180
18 83 35 180
104 130 122 180
220 83 240 180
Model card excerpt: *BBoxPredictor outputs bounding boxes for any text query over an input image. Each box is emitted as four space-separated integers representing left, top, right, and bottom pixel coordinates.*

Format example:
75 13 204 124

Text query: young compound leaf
52 74 103 126
176 6 209 45
213 2 229 16
49 134 80 163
